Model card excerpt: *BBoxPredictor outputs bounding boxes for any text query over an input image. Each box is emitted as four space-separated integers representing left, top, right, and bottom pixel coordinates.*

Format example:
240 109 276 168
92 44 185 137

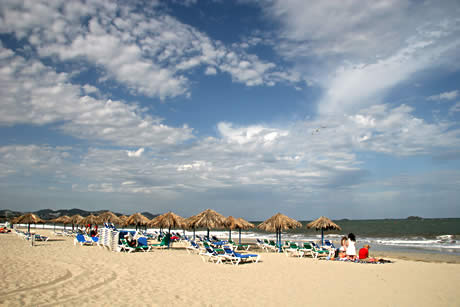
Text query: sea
194 218 460 256
240 218 460 256
14 218 460 256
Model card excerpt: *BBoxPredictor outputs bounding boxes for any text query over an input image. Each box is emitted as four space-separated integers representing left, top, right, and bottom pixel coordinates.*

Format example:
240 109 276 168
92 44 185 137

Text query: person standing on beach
346 233 357 261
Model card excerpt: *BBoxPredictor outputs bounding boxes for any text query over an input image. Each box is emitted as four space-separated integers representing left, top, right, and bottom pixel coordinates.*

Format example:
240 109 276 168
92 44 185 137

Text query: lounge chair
223 246 260 265
119 239 136 253
199 247 225 264
34 234 49 241
90 236 99 246
135 237 152 252
311 243 333 258
150 235 170 249
299 242 314 258
267 240 278 252
256 238 265 249
74 234 94 246
228 239 250 251
284 242 304 257
186 241 201 254
323 240 336 250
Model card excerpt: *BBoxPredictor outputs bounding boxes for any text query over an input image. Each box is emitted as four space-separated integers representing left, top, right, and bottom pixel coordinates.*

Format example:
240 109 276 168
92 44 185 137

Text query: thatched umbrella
98 211 122 225
149 212 186 248
149 212 185 233
237 218 254 245
70 214 84 231
307 216 342 246
10 216 20 226
50 215 72 231
123 212 150 230
257 213 302 252
80 214 100 226
15 213 45 232
224 216 255 244
186 209 226 240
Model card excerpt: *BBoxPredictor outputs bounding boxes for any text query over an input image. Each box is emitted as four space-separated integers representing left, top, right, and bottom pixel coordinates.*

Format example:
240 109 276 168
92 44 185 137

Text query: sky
0 0 460 220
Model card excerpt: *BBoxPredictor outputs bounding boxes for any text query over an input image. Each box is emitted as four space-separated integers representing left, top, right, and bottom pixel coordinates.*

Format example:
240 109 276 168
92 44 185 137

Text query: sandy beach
1 229 459 307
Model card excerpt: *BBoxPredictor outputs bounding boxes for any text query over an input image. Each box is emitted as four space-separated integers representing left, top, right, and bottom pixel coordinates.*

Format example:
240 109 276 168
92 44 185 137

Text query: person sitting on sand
346 233 357 261
338 236 348 259
126 236 137 247
0 227 11 233
359 244 370 260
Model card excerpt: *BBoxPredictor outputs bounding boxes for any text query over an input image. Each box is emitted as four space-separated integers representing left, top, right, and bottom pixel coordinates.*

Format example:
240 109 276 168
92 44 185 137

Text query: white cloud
0 99 459 216
127 148 145 157
0 46 194 147
449 102 460 114
204 66 217 75
427 90 459 101
0 145 72 178
257 0 460 115
0 0 299 99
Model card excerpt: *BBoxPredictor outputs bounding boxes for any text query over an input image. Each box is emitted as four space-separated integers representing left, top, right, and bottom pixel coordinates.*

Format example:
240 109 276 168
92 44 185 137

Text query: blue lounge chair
186 241 201 254
223 246 260 265
200 247 226 264
136 237 152 252
74 234 93 246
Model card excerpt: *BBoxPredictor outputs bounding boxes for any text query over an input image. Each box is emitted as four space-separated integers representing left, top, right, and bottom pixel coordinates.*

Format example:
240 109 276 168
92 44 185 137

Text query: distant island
407 216 423 220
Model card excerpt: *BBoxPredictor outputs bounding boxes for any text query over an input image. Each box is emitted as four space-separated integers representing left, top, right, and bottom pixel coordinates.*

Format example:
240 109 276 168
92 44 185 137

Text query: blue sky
1 0 460 219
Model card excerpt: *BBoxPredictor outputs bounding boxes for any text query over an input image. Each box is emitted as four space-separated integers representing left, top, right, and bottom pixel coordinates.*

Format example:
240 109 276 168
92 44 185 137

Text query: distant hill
141 212 159 219
0 209 22 221
0 208 159 221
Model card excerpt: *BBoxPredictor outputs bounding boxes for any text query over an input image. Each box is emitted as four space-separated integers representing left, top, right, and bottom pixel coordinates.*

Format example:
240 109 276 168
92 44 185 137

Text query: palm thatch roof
70 214 84 225
225 216 254 230
118 215 128 221
237 217 255 229
257 213 301 232
9 216 20 224
50 215 72 224
123 212 150 226
80 214 100 225
149 212 185 229
306 216 341 231
98 211 122 224
186 209 226 229
14 213 45 225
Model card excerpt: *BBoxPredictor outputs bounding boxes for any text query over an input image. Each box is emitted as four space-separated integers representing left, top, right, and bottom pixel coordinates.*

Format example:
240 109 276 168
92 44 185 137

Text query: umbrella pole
207 228 210 240
229 229 231 241
274 229 277 250
239 229 242 245
193 228 195 241
168 227 171 248
28 223 30 233
321 229 324 246
279 230 282 253
53 223 56 231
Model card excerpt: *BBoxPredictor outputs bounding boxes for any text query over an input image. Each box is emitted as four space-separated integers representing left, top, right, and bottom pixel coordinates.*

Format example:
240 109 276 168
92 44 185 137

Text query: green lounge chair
299 242 314 258
150 234 170 249
228 239 250 251
284 242 304 257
